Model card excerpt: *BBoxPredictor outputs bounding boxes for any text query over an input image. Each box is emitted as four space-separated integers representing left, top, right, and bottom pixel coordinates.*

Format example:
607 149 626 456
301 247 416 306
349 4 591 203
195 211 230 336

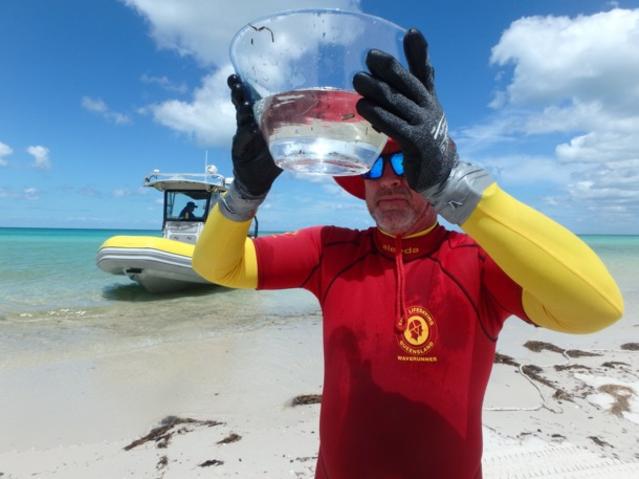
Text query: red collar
373 224 447 261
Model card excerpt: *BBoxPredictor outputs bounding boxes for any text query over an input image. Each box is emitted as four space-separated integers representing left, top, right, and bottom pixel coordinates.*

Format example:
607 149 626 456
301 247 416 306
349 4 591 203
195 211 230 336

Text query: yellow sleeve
462 183 624 334
192 203 258 289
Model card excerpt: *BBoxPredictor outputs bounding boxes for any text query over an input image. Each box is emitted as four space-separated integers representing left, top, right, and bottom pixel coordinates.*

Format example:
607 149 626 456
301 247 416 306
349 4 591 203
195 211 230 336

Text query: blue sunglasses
362 152 405 180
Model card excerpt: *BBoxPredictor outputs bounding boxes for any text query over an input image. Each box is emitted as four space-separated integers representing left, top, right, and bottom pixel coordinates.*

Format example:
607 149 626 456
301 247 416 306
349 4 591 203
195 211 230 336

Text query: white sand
1 310 639 478
1 315 324 478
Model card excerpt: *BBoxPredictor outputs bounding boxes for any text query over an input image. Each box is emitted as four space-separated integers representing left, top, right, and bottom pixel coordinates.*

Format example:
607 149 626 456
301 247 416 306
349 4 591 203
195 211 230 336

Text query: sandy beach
1 298 638 479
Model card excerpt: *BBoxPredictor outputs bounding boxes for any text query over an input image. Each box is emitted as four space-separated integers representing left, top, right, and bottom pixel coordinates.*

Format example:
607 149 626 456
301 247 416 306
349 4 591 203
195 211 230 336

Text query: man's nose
378 161 403 186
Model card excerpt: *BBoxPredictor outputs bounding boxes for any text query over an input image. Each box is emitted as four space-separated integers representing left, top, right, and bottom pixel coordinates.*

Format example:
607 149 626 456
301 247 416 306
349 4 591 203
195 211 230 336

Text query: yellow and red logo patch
397 306 438 362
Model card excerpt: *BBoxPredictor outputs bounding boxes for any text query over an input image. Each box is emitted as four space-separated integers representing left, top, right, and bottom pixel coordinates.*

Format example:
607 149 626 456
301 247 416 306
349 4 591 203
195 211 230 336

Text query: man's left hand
353 28 457 193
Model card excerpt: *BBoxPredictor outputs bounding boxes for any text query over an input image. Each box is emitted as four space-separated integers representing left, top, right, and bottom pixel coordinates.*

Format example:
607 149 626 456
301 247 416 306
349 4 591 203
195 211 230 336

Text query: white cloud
81 96 132 125
23 187 40 200
490 9 639 110
140 74 188 94
0 141 13 166
82 96 108 113
113 188 129 198
122 0 360 67
125 0 361 147
147 65 236 146
566 159 639 213
26 145 51 170
464 8 639 219
112 186 150 198
556 131 639 163
478 154 572 186
1 187 41 200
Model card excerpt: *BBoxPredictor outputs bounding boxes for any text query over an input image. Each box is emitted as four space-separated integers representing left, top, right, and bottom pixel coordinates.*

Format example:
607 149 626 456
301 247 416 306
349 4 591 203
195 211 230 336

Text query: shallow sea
0 228 319 363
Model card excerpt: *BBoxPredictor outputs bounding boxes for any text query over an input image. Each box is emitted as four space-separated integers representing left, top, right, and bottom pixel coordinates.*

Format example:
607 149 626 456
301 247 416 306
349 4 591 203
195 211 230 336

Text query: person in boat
193 28 624 479
178 201 199 220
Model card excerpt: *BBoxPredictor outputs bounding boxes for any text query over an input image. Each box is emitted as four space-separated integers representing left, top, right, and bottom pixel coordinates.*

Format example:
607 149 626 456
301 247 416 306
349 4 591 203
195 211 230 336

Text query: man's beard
368 187 423 235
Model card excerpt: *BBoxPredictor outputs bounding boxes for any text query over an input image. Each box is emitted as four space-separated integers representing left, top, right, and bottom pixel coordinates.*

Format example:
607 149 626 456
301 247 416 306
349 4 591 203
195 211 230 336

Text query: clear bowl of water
229 9 407 176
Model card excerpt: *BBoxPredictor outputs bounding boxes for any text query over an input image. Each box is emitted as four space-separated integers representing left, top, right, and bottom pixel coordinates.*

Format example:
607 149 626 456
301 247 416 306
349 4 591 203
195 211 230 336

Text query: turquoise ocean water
0 227 161 315
0 227 320 361
0 227 314 316
0 228 639 318
0 228 637 361
1 227 637 316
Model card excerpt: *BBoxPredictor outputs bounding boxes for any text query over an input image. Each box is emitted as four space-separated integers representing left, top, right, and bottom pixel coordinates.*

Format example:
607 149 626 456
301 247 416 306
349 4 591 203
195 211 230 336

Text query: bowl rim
229 8 406 65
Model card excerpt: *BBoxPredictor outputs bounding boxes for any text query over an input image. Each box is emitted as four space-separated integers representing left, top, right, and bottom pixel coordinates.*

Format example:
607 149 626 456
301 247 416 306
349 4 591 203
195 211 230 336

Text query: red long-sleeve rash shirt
253 224 529 479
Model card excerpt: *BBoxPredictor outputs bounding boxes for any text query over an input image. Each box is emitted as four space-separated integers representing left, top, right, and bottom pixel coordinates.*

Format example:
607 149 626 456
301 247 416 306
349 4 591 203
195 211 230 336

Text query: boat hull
97 236 213 293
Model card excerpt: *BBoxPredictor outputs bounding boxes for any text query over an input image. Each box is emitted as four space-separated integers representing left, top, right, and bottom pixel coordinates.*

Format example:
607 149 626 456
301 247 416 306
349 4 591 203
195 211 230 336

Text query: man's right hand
228 74 282 198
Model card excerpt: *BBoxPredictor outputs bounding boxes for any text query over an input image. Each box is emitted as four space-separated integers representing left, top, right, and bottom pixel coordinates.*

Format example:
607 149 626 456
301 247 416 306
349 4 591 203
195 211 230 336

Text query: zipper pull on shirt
394 235 408 333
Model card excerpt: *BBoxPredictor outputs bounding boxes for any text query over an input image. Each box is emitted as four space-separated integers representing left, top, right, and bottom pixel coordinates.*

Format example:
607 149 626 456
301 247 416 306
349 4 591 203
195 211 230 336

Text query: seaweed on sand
598 384 635 417
523 341 601 357
524 341 565 354
217 433 241 444
292 394 322 406
494 352 520 367
124 416 223 451
554 364 592 372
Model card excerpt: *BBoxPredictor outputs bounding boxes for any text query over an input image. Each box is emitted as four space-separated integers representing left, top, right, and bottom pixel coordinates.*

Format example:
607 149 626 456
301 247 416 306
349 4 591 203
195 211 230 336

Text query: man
193 29 623 479
178 201 198 220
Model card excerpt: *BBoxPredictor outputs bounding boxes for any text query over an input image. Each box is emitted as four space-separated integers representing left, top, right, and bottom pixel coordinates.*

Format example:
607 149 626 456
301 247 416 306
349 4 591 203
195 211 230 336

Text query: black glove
353 28 457 192
227 74 282 198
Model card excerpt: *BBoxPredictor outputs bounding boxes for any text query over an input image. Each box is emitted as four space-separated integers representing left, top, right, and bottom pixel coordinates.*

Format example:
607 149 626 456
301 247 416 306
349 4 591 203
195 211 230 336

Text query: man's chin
375 213 414 235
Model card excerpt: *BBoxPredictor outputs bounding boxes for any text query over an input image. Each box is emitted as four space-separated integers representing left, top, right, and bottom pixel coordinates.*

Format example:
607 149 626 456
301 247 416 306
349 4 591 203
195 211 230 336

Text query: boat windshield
165 190 212 222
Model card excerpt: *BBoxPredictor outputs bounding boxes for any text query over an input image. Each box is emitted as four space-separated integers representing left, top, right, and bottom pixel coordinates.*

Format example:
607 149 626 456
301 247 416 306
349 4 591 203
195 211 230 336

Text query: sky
1 0 638 234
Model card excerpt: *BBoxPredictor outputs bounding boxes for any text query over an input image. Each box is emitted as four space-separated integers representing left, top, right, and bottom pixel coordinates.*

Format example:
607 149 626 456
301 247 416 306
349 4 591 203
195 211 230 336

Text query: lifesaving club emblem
397 306 437 362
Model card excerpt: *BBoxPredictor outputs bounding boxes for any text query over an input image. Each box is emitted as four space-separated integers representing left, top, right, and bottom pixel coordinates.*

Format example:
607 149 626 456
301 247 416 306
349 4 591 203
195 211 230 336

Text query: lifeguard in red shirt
193 28 623 479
